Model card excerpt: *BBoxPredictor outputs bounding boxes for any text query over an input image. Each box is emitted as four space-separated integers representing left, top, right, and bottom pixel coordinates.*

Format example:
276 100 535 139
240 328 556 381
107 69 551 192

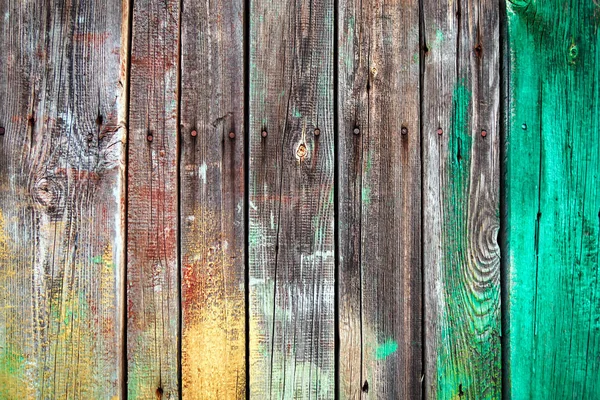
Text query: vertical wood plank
338 0 422 398
422 0 501 398
0 0 126 397
505 0 600 397
248 0 335 397
179 0 246 397
127 0 180 397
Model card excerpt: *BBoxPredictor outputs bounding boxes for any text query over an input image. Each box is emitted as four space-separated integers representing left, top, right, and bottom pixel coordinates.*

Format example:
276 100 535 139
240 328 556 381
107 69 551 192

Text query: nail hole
96 114 103 126
362 381 369 393
0 127 5 135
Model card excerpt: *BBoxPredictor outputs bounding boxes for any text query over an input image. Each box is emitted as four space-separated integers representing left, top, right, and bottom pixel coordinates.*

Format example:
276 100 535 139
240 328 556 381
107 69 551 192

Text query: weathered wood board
337 0 422 397
505 0 600 397
127 0 180 397
248 0 336 397
0 0 126 397
179 0 246 397
422 0 501 398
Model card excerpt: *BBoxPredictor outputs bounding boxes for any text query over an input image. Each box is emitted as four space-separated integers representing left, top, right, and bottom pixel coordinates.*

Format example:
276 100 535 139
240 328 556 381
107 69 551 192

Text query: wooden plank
337 0 422 397
127 0 179 397
248 0 335 397
505 0 600 397
179 0 245 397
422 0 501 398
0 0 126 397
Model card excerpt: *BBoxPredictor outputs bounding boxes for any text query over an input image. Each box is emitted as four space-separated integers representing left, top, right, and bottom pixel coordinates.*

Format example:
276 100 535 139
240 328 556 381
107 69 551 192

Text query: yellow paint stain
0 210 35 398
182 208 245 399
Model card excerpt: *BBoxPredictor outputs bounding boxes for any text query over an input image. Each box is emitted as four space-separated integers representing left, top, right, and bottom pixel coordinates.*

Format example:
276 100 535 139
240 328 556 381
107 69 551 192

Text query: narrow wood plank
338 0 422 397
505 0 600 397
127 0 179 397
422 0 501 398
248 0 335 397
179 0 245 397
0 0 126 397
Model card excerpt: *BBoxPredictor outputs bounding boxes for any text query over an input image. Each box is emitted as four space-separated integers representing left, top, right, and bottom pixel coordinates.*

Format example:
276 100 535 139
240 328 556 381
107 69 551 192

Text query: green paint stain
293 108 302 118
361 185 371 204
92 255 103 263
375 340 398 360
436 29 444 43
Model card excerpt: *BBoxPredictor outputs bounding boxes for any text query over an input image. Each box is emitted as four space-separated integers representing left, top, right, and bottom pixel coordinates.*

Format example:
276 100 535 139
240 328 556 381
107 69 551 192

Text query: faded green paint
506 0 600 398
375 340 398 360
436 80 501 399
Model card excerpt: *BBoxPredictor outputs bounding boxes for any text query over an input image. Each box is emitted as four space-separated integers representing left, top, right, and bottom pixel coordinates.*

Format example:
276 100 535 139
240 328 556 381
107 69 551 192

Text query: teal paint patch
361 185 371 204
436 29 444 43
375 340 398 360
293 108 302 118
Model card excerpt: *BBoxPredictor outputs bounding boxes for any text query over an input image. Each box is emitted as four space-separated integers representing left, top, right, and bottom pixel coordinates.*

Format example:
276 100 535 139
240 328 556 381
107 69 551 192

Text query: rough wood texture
505 0 600 397
248 0 335 397
0 0 126 397
422 0 501 398
179 0 246 397
127 0 179 397
337 0 422 398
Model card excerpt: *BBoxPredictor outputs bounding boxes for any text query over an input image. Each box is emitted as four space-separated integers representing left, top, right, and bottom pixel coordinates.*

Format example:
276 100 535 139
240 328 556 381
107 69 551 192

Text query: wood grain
127 0 180 397
179 0 246 397
0 0 126 397
422 0 501 398
337 0 422 398
505 0 600 397
248 0 335 397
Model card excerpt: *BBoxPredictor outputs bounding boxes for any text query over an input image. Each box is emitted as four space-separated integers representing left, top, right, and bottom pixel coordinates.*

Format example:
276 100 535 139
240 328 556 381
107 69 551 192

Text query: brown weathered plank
127 0 180 397
179 0 246 397
248 0 335 397
0 0 126 397
338 0 422 397
422 0 501 398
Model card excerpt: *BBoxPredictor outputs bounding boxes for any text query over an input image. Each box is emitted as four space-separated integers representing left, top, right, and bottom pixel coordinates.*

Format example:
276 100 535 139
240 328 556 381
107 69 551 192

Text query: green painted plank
248 0 335 397
505 0 600 397
423 0 502 398
338 0 422 397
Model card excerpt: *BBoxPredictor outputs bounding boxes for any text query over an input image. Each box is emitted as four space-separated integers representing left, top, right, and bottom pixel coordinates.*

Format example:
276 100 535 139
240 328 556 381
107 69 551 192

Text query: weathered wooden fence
0 0 598 398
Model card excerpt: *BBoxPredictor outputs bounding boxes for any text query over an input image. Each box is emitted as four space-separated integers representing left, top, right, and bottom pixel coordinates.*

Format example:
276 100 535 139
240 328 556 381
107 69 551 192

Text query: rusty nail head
191 129 197 137
0 127 5 135
147 134 153 142
353 127 360 135
401 127 408 135
314 128 321 136
229 131 236 139
437 128 443 135
481 129 487 137
261 130 268 138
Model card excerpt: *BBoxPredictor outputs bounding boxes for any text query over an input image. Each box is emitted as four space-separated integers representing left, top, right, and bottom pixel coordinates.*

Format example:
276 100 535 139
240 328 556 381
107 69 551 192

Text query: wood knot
33 177 64 219
296 143 307 160
474 43 483 57
362 380 369 393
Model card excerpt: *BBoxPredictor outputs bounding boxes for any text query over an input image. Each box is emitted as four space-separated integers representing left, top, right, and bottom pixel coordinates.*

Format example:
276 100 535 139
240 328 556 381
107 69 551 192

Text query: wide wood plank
0 0 126 397
179 0 246 397
248 0 335 397
505 0 600 397
422 0 501 398
127 0 180 397
337 0 422 398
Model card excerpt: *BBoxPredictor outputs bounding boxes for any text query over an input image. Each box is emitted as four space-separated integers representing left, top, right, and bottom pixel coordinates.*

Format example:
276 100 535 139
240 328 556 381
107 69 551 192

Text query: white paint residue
199 162 207 185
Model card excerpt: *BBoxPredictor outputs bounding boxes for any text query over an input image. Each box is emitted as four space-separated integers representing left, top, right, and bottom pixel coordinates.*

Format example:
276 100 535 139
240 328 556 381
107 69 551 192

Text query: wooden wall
0 0 597 399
